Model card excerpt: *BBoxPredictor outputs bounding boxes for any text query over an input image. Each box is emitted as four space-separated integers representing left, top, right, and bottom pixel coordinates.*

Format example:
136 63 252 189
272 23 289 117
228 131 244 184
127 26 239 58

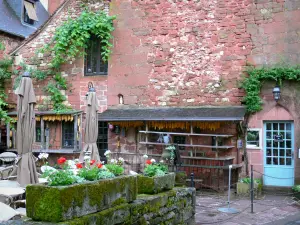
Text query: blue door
264 122 294 186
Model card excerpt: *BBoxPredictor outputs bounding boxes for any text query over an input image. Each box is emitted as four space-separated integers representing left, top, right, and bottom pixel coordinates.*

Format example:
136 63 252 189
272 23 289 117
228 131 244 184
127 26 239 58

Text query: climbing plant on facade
242 65 300 114
39 10 115 112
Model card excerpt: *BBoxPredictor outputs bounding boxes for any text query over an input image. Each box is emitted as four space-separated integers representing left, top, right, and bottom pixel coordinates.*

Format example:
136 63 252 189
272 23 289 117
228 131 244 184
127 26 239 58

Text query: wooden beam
79 113 82 152
41 117 44 149
6 123 10 149
74 114 78 151
139 141 234 149
139 130 232 137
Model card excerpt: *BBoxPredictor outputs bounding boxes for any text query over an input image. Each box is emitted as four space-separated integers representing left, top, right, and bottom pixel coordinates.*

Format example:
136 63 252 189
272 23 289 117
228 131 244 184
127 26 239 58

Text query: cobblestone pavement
191 191 300 225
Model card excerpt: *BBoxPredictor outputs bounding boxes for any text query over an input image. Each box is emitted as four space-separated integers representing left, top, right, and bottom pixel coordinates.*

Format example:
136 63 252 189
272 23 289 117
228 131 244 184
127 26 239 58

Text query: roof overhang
8 110 83 116
98 106 246 122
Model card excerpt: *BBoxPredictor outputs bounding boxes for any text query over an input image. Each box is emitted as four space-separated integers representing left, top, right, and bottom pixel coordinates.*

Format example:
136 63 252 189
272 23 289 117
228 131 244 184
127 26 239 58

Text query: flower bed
26 152 136 222
137 156 175 194
26 175 137 222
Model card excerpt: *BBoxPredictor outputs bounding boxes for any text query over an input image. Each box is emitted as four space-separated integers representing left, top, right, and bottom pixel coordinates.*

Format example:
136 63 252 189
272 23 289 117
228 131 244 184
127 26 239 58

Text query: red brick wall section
108 0 253 107
0 32 23 59
7 0 110 113
247 0 300 66
48 0 66 15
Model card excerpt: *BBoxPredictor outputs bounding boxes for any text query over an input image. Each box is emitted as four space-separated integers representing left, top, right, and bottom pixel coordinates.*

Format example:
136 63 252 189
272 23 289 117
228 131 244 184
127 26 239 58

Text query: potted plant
26 151 137 223
237 177 262 196
292 185 300 200
137 156 175 194
161 145 176 163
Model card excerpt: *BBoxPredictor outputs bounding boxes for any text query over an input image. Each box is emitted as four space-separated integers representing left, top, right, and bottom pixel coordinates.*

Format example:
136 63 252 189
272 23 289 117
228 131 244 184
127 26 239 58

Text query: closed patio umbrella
79 84 100 162
16 71 38 187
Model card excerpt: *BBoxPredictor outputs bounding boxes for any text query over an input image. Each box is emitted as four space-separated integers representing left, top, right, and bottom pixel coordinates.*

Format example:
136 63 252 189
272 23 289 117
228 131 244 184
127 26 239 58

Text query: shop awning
8 110 83 121
98 106 246 121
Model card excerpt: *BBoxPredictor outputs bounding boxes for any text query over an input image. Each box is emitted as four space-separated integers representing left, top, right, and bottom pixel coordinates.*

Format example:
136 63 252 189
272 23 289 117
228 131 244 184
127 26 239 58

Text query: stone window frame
246 128 262 150
84 35 108 76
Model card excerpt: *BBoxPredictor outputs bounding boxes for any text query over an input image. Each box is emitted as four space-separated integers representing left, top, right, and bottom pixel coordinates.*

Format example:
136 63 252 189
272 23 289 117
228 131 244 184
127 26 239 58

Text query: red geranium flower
97 163 103 169
90 160 96 165
146 159 152 165
16 66 22 71
76 163 83 169
57 157 66 165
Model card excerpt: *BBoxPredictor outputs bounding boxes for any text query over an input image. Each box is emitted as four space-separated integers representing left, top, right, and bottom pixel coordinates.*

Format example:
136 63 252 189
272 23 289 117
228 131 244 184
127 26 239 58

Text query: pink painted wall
247 82 296 180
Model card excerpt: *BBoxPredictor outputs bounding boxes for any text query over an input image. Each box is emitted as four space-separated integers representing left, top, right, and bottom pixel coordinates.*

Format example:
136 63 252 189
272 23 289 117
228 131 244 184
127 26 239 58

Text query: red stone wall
0 32 23 59
48 0 66 15
108 0 252 107
7 0 110 113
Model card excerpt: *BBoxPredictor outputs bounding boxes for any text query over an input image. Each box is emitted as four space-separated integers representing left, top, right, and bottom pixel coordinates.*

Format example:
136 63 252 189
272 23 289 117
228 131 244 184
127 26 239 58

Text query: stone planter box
237 182 261 196
26 175 137 222
137 172 175 194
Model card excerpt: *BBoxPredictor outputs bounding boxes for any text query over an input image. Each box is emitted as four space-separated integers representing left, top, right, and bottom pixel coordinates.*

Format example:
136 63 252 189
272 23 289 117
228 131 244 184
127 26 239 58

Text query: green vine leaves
39 10 115 112
43 10 115 69
242 66 300 114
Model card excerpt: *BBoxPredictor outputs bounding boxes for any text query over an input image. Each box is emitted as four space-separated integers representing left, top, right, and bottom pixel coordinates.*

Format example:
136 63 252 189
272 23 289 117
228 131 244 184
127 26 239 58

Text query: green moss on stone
137 173 175 194
175 171 187 186
26 185 63 222
26 176 137 223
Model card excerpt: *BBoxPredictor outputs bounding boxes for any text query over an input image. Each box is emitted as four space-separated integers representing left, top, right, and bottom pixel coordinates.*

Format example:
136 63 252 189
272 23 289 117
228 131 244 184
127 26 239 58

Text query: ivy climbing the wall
39 9 115 112
0 39 14 124
242 65 300 113
0 8 115 122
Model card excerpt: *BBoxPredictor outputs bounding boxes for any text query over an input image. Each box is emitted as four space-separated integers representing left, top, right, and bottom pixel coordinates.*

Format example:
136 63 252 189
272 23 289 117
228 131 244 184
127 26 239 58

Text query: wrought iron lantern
272 84 281 102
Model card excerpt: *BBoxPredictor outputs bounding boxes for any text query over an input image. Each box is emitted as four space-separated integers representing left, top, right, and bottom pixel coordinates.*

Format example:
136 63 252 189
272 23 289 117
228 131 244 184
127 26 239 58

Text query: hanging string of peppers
109 121 226 131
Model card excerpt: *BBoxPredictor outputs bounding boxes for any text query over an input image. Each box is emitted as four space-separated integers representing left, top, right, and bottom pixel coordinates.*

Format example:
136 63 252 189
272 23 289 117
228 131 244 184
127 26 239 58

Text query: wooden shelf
181 156 235 161
139 142 234 149
139 131 233 138
32 149 80 154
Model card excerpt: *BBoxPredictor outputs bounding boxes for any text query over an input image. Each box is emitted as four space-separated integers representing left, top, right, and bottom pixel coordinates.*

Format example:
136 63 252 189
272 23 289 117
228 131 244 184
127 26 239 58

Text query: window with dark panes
85 35 108 76
97 122 108 157
173 136 186 150
62 121 74 148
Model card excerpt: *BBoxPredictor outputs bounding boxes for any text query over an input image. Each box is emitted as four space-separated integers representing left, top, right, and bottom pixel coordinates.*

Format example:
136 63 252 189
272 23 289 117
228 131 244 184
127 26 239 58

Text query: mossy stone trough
137 172 175 194
26 175 137 223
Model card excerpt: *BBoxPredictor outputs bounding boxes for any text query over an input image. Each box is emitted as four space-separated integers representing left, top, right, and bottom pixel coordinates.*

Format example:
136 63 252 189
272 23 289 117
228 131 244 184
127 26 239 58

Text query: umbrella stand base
218 207 239 214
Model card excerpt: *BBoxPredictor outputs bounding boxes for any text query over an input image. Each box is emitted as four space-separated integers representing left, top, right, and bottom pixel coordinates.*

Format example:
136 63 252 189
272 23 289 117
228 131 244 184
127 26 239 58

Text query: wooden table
0 187 25 198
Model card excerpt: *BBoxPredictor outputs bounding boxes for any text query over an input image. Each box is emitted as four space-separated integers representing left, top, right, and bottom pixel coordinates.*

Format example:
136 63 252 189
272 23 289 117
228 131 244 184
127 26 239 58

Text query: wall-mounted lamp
118 94 124 105
86 82 95 99
272 84 281 102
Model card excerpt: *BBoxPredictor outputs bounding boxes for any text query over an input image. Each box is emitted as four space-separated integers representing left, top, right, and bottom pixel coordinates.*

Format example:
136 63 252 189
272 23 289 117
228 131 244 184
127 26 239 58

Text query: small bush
78 167 99 181
105 164 124 176
48 170 76 186
97 169 115 179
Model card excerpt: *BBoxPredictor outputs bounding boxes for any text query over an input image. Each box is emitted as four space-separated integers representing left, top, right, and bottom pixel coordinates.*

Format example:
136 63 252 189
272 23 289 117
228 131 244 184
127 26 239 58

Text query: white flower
110 159 116 163
84 155 91 160
38 153 49 159
143 154 148 159
74 159 79 163
150 158 156 163
160 160 164 163
118 157 124 162
104 150 111 156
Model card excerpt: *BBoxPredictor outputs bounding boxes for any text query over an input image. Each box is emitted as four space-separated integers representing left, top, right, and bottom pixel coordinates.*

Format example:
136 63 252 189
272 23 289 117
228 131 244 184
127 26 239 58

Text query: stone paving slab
194 192 300 225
